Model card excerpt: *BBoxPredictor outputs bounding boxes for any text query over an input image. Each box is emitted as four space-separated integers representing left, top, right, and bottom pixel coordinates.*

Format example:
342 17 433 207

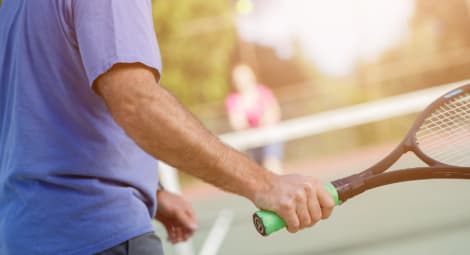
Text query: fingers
167 210 197 244
168 226 184 244
156 191 199 244
305 183 322 226
278 200 299 233
176 210 198 231
254 174 335 234
281 183 319 233
167 226 178 244
167 224 195 244
317 185 335 219
293 182 323 232
281 178 334 233
296 190 312 229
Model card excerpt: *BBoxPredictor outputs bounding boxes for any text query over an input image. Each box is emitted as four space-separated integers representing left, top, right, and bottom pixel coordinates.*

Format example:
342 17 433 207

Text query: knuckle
323 196 335 209
312 213 322 222
294 190 305 201
292 221 300 229
280 199 294 211
283 213 300 233
303 183 313 192
326 200 335 209
302 217 312 227
288 224 300 233
311 177 320 185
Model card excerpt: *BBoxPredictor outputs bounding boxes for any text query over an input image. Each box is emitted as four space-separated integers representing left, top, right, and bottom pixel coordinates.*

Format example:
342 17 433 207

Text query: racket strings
417 95 470 163
419 113 468 145
418 100 468 142
419 100 469 150
416 93 470 167
418 128 469 164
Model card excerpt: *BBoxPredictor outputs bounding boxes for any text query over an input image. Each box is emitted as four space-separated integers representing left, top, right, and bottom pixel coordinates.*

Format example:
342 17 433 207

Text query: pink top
225 85 276 128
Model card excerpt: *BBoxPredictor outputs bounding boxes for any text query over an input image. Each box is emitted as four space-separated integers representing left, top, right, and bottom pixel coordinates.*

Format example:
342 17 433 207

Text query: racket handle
252 182 341 236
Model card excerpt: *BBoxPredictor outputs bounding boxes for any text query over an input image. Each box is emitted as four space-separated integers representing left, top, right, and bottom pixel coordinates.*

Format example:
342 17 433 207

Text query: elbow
111 98 139 129
104 88 154 132
93 63 161 132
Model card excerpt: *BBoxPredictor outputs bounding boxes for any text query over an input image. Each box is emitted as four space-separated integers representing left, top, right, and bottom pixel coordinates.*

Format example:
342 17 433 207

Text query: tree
152 1 236 106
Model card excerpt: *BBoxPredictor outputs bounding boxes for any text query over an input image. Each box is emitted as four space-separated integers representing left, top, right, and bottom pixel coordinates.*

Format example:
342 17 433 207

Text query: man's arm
94 63 334 233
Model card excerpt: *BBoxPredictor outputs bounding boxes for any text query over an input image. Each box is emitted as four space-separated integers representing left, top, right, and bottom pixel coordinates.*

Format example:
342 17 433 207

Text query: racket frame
253 84 470 236
332 85 470 202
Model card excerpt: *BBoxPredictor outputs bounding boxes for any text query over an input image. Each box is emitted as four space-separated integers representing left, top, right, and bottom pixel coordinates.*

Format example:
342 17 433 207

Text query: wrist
245 167 279 203
200 137 279 203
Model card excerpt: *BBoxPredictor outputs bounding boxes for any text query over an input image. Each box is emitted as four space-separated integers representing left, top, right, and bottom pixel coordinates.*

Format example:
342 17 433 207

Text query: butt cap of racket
253 182 341 236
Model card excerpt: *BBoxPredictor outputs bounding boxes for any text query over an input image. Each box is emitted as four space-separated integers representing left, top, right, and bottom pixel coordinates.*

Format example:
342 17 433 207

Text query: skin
228 64 283 173
228 64 281 130
155 190 198 243
94 63 335 234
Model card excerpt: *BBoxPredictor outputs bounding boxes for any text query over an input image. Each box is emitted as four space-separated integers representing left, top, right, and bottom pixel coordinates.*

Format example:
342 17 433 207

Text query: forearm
97 65 274 201
133 86 272 200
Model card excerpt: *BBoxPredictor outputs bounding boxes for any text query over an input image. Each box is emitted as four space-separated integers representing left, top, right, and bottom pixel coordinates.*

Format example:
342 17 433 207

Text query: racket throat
332 173 371 203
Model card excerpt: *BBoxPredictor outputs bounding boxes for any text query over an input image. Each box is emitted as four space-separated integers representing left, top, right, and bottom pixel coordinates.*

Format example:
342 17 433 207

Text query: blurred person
0 1 334 255
226 64 284 173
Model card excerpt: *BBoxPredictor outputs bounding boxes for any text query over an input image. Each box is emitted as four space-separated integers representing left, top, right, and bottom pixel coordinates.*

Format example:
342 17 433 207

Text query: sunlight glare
236 0 415 76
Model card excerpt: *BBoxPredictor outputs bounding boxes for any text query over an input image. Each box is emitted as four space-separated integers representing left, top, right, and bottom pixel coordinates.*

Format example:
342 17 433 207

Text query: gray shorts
95 232 164 255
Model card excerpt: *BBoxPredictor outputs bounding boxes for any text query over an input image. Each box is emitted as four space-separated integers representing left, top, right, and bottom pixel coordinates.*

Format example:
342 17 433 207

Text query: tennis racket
253 84 470 236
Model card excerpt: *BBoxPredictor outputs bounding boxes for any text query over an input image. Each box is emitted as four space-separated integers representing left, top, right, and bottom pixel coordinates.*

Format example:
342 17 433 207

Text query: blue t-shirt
0 1 162 254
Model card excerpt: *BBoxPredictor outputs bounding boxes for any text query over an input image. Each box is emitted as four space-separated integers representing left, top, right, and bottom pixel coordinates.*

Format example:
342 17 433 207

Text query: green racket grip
252 182 341 236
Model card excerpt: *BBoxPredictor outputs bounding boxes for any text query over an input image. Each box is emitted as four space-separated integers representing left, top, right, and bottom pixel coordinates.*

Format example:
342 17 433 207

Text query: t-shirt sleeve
72 0 162 87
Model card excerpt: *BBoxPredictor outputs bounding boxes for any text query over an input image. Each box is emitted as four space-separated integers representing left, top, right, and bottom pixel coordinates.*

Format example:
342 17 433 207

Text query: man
0 1 334 255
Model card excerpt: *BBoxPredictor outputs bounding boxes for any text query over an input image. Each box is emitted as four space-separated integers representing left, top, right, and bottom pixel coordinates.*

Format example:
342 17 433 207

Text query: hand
155 190 198 244
253 174 335 233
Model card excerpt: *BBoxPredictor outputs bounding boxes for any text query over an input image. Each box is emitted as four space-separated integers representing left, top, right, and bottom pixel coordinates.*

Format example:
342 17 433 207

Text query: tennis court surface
154 83 470 255
156 143 470 255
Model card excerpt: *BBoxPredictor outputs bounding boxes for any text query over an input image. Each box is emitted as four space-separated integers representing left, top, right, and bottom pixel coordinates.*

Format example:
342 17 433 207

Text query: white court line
199 209 235 255
158 162 195 255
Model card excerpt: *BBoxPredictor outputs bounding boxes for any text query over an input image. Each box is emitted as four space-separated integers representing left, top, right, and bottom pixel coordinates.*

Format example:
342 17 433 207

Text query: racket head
333 84 470 203
253 84 470 237
409 84 470 168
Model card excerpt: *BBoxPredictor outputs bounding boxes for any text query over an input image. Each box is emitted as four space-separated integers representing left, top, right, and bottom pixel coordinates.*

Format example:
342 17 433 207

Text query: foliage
152 1 236 107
